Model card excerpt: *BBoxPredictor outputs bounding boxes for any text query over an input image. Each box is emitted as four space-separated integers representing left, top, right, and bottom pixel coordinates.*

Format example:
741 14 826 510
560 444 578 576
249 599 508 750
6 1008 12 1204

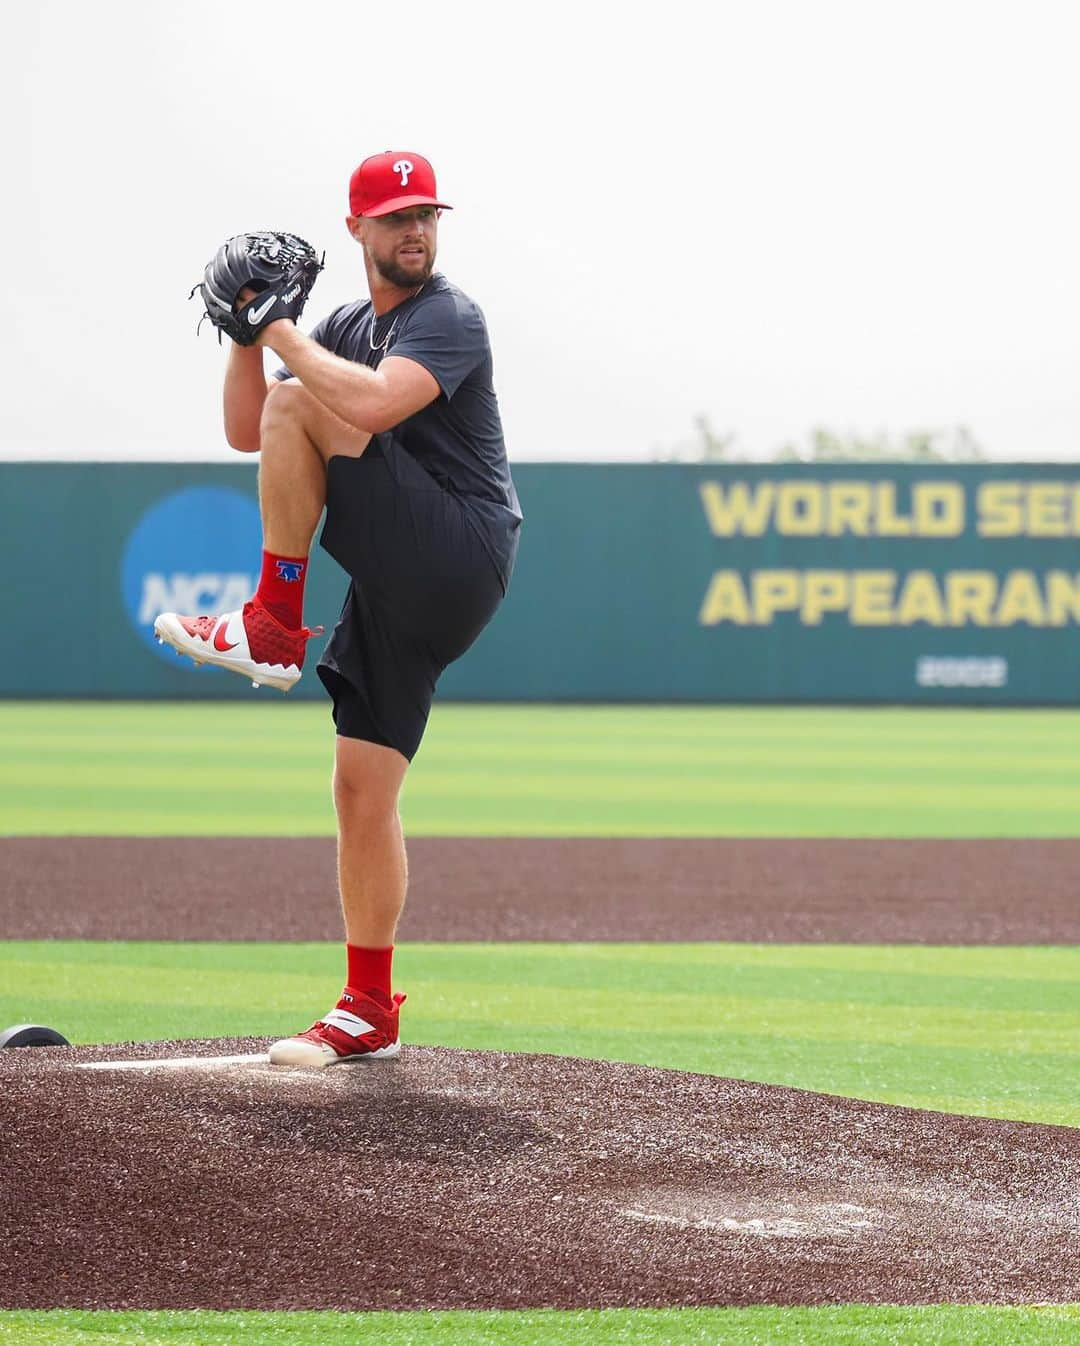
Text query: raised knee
261 378 310 432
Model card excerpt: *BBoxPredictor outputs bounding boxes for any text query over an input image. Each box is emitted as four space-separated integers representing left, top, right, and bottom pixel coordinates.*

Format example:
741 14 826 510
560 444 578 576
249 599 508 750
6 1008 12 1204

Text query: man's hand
234 287 295 351
253 318 296 352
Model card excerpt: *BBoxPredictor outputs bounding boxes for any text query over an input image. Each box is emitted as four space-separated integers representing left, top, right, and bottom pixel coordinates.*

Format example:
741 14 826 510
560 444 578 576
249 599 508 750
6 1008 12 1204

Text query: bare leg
260 382 409 941
267 734 410 1065
257 379 372 556
333 736 411 948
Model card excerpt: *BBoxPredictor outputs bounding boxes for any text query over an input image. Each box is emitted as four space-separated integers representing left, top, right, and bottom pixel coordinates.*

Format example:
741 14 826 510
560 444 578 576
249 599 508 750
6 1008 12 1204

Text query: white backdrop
4 0 1078 462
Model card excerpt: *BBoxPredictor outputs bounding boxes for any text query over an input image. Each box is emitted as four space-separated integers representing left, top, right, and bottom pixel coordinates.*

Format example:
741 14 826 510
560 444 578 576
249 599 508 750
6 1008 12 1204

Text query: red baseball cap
349 151 453 218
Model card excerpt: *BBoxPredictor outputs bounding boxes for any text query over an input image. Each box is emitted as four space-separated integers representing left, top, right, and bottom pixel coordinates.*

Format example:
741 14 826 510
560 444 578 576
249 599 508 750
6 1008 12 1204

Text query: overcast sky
4 0 1077 463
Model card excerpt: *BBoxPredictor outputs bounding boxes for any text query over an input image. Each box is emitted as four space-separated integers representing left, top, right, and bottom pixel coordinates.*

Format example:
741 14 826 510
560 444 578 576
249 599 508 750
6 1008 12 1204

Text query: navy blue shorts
316 436 509 760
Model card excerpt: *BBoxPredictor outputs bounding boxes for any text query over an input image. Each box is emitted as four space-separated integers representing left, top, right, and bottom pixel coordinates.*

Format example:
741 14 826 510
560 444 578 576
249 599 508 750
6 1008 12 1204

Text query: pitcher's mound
2 1040 1077 1309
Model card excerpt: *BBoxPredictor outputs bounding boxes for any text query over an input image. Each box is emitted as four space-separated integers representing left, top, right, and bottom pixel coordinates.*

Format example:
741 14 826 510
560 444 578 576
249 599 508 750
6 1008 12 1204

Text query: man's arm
259 320 441 434
223 344 270 453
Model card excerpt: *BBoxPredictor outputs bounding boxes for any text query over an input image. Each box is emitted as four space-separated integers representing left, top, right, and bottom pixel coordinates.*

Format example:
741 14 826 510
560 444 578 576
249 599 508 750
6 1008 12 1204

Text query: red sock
255 549 308 630
346 944 394 1008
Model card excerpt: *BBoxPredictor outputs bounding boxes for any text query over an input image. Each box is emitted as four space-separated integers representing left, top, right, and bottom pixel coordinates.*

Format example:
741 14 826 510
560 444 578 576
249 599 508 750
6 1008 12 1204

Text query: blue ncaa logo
122 485 261 666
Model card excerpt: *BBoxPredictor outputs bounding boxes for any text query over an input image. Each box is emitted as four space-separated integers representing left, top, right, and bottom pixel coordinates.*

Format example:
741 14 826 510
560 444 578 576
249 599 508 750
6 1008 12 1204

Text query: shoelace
312 991 407 1036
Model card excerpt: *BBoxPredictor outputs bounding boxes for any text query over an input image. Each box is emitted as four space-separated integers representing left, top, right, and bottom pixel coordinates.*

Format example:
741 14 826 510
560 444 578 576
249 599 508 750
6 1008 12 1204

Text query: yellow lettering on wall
802 571 851 624
752 571 801 623
945 572 996 625
915 483 965 537
699 482 774 537
977 482 1023 536
875 482 913 537
775 483 823 536
850 571 896 624
1027 483 1068 537
698 571 751 625
825 483 872 536
1045 572 1080 625
700 568 1080 629
896 571 946 625
995 571 1046 625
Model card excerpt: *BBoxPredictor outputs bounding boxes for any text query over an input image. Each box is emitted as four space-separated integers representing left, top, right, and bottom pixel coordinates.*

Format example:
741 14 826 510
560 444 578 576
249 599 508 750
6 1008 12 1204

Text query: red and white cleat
153 597 322 692
268 989 407 1068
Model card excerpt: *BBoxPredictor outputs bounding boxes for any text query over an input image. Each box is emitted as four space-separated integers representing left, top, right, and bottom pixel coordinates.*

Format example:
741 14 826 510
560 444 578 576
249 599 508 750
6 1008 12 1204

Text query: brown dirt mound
4 837 1080 943
2 1040 1077 1310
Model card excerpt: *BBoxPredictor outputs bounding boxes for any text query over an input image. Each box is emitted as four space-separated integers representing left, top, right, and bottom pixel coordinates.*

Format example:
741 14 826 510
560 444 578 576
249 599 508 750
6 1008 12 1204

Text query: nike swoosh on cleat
213 618 238 652
247 295 277 324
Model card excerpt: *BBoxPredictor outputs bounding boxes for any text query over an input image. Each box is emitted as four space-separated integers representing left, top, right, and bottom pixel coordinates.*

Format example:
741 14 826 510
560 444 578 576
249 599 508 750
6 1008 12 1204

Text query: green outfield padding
1 1305 1079 1345
4 702 1080 836
4 941 1077 1128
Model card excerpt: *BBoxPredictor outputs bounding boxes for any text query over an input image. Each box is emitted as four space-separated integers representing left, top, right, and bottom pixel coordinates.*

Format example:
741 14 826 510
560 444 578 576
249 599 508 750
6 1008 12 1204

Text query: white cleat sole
267 1036 401 1068
153 614 301 693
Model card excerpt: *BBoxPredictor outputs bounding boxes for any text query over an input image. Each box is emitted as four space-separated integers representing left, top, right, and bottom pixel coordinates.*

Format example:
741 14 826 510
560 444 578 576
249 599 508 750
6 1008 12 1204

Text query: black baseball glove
195 231 324 346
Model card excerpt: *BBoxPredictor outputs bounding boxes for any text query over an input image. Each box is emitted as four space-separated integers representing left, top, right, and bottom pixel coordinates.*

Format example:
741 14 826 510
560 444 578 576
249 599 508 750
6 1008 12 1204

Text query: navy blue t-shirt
275 273 521 583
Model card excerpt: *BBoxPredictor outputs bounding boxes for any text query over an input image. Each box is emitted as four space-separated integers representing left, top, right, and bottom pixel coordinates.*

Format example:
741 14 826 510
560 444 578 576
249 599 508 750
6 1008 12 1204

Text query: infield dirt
5 836 1080 942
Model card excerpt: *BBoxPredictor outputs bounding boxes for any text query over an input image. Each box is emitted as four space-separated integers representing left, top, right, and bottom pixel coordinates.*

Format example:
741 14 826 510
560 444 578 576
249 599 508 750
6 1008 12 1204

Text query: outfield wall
5 461 1080 703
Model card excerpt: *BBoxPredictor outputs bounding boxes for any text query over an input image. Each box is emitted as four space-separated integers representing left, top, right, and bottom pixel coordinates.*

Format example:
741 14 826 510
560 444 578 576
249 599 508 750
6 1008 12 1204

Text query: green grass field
4 940 1078 1127
2 1306 1078 1346
5 701 1080 835
2 702 1078 1345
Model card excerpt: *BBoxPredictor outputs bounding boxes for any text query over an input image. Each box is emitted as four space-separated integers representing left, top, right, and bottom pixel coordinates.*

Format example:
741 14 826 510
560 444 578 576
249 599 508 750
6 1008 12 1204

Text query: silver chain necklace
368 283 426 353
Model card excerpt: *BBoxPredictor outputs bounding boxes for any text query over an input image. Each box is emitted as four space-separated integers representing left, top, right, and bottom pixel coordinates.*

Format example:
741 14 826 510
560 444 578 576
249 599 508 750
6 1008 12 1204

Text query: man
155 151 521 1066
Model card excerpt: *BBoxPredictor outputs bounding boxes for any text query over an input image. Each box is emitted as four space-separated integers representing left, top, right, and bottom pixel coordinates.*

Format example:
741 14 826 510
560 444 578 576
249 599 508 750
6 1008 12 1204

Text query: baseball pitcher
156 151 522 1065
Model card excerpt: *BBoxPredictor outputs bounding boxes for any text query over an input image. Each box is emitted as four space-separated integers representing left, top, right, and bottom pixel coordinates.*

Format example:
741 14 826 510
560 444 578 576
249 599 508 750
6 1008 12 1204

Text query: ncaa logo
121 485 261 667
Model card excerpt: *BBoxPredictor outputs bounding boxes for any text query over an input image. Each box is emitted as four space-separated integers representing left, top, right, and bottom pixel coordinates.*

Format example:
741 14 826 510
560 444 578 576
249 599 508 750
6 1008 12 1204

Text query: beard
371 245 435 290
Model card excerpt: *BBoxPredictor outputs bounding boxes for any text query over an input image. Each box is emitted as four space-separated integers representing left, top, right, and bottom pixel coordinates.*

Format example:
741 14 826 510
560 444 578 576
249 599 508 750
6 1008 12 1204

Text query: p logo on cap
349 151 453 218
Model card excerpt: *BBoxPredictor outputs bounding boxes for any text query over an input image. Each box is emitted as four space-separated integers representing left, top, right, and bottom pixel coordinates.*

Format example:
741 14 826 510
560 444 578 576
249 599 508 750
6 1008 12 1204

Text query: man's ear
345 214 365 244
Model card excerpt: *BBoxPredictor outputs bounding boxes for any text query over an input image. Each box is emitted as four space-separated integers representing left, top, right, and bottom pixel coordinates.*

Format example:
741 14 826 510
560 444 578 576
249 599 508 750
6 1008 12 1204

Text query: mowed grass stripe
7 704 1080 766
1 791 1071 837
25 734 1046 777
5 702 1080 835
13 937 1079 1004
2 1305 1080 1346
4 941 1077 1127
